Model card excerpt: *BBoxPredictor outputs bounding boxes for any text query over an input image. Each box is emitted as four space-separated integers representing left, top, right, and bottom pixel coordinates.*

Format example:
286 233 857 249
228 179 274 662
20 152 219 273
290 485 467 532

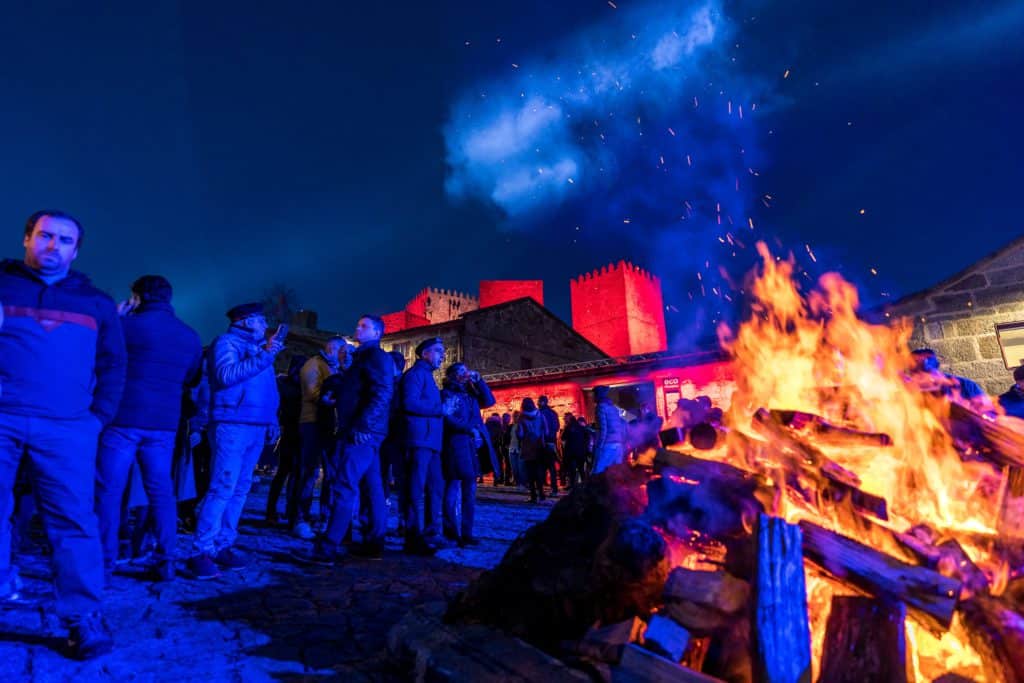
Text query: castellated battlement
570 260 667 357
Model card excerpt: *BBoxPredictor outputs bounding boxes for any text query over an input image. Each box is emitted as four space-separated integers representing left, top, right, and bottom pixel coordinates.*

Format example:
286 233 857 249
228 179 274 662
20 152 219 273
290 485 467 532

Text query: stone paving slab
0 481 556 682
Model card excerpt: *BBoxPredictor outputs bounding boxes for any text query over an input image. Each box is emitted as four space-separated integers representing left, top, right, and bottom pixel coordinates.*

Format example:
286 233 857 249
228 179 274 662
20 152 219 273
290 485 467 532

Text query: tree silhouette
262 283 301 327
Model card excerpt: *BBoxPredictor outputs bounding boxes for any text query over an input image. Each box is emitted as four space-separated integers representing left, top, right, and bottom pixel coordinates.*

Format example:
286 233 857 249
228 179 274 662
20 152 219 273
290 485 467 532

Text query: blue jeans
322 439 385 548
593 442 625 474
444 478 476 541
95 426 177 567
0 412 104 619
404 447 443 540
289 422 331 527
192 423 269 555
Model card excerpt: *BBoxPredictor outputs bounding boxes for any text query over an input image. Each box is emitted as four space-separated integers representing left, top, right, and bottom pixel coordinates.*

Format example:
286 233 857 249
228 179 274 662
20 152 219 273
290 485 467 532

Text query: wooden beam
817 596 908 683
753 515 812 683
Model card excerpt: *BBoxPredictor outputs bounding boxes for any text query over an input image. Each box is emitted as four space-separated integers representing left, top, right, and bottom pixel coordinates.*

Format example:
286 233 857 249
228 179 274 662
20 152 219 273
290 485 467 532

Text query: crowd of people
1 210 1021 662
0 210 644 660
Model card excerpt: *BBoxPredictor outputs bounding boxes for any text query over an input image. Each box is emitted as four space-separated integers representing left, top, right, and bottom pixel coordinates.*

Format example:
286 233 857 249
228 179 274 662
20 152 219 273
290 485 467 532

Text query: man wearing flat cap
399 337 447 555
188 302 286 579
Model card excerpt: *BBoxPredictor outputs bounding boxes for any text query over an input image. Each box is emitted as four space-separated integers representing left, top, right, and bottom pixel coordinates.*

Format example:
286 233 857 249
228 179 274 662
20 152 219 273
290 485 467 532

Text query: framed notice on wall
996 321 1024 370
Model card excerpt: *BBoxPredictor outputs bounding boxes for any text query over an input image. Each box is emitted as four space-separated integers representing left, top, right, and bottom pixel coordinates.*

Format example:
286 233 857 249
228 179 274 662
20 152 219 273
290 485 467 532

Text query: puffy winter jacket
400 359 444 451
0 259 126 425
441 380 482 480
595 400 627 447
209 325 280 425
111 302 203 431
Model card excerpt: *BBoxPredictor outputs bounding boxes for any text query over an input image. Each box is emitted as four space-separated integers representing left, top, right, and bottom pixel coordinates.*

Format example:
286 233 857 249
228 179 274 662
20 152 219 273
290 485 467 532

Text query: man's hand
352 430 372 445
321 390 336 406
116 299 137 317
264 338 286 354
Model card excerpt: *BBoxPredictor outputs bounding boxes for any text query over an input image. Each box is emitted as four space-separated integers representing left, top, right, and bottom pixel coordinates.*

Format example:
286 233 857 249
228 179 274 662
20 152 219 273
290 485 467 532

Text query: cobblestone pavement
0 479 557 682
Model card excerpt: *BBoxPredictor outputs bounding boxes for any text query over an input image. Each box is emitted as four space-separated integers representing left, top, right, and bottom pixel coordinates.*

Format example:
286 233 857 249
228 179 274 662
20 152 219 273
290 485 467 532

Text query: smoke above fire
443 0 779 346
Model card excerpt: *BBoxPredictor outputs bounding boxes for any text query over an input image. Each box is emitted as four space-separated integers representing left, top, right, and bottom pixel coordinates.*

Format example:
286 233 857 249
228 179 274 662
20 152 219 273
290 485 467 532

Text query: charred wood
958 595 1024 683
770 409 893 448
614 644 726 683
799 521 961 633
753 515 812 683
663 568 751 615
817 596 909 683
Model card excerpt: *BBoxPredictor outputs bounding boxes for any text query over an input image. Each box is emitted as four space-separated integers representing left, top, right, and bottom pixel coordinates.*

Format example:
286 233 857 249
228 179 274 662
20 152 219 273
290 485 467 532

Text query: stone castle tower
570 261 667 357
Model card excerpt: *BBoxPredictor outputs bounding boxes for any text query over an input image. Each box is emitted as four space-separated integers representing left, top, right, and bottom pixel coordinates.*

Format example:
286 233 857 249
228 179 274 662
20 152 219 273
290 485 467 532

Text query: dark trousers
563 455 587 488
290 423 331 527
0 412 104 619
544 444 559 493
496 447 511 484
524 459 546 500
323 439 386 548
443 478 476 540
404 447 443 540
95 426 178 568
267 430 299 517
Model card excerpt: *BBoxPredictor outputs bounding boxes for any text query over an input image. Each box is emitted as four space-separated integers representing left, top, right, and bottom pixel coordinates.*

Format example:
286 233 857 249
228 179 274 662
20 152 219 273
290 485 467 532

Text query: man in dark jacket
94 276 202 583
1000 366 1024 420
400 337 446 554
188 303 285 580
440 363 495 546
305 315 393 563
0 211 126 658
538 395 561 496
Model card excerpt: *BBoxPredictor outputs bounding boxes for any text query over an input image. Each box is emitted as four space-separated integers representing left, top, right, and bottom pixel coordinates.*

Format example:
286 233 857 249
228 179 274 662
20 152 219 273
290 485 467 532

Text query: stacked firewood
448 406 1024 683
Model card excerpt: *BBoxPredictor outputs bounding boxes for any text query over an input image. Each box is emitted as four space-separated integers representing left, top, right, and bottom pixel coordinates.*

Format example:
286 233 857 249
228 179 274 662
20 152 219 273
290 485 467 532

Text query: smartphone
275 323 289 339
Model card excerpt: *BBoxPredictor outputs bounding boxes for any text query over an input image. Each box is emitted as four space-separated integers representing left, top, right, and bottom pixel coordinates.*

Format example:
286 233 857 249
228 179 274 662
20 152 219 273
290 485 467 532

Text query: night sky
0 1 1020 344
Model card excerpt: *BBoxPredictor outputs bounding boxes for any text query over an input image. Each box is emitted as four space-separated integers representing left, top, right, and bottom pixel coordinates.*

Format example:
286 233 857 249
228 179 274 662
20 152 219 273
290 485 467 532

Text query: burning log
817 596 908 683
949 402 1024 468
958 595 1024 683
753 515 812 683
1000 466 1024 541
769 409 893 448
615 644 726 683
751 409 888 522
891 524 990 597
799 521 961 633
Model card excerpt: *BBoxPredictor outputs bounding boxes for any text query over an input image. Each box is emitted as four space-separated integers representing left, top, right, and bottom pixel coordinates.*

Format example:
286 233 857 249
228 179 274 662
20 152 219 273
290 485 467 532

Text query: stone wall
886 237 1024 394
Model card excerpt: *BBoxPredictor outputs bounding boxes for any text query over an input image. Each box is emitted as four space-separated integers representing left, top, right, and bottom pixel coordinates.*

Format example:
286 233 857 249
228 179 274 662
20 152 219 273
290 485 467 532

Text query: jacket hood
520 409 539 418
0 258 93 288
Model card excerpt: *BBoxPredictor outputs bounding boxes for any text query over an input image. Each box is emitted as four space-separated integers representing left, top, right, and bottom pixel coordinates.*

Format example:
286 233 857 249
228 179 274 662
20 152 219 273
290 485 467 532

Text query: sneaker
214 548 248 570
188 553 221 580
291 522 315 541
349 541 384 560
290 544 345 567
67 612 114 660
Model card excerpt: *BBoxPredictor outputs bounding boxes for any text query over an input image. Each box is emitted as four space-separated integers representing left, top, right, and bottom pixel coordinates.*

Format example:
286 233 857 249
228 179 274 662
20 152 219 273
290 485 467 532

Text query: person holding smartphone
187 303 286 580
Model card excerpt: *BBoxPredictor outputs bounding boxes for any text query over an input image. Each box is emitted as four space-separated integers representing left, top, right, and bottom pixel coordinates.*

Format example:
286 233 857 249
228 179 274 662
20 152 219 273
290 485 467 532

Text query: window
392 342 411 357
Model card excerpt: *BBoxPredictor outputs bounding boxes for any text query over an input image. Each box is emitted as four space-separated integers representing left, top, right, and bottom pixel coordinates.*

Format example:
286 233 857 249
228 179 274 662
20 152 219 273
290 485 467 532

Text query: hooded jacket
209 324 280 425
112 301 203 431
0 259 126 425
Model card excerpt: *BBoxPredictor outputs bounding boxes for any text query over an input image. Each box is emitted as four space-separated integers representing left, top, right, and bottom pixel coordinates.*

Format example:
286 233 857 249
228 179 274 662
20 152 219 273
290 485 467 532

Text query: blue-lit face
24 216 79 276
354 317 381 344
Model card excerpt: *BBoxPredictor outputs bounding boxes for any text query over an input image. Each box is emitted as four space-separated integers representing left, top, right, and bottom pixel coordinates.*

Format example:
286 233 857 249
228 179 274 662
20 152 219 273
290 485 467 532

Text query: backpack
519 415 545 462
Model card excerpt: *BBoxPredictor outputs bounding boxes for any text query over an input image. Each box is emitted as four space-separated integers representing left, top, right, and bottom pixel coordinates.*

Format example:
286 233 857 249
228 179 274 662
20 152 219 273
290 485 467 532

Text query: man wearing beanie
399 337 447 554
188 302 285 579
95 275 202 583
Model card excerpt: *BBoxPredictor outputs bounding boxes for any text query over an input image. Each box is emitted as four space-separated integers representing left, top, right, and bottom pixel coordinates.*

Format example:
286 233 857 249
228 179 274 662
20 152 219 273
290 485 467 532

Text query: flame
710 243 997 680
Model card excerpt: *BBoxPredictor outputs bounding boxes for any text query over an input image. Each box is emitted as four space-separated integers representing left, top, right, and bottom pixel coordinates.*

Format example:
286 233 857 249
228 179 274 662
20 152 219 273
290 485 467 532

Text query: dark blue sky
0 1 1020 343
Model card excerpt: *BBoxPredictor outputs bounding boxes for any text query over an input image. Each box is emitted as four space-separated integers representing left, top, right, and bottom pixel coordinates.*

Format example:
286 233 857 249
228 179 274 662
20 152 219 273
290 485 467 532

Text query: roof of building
482 348 727 387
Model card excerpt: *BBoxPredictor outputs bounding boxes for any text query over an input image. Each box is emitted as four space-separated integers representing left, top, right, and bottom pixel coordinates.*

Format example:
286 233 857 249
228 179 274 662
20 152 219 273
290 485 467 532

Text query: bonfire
449 243 1024 682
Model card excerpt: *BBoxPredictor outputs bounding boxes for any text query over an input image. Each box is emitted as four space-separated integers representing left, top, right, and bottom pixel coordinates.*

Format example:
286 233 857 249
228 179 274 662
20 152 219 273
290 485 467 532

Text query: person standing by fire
400 337 448 555
592 385 627 474
440 362 495 546
537 395 561 496
0 211 126 658
302 315 393 564
999 366 1024 420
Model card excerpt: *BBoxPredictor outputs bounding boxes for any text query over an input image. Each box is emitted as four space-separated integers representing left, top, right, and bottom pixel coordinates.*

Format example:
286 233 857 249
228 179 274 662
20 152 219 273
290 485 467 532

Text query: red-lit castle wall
479 280 544 308
570 261 668 357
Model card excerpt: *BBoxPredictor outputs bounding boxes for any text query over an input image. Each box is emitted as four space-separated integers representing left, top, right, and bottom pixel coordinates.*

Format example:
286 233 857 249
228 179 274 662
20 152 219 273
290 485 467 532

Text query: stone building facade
279 297 608 383
885 236 1024 394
